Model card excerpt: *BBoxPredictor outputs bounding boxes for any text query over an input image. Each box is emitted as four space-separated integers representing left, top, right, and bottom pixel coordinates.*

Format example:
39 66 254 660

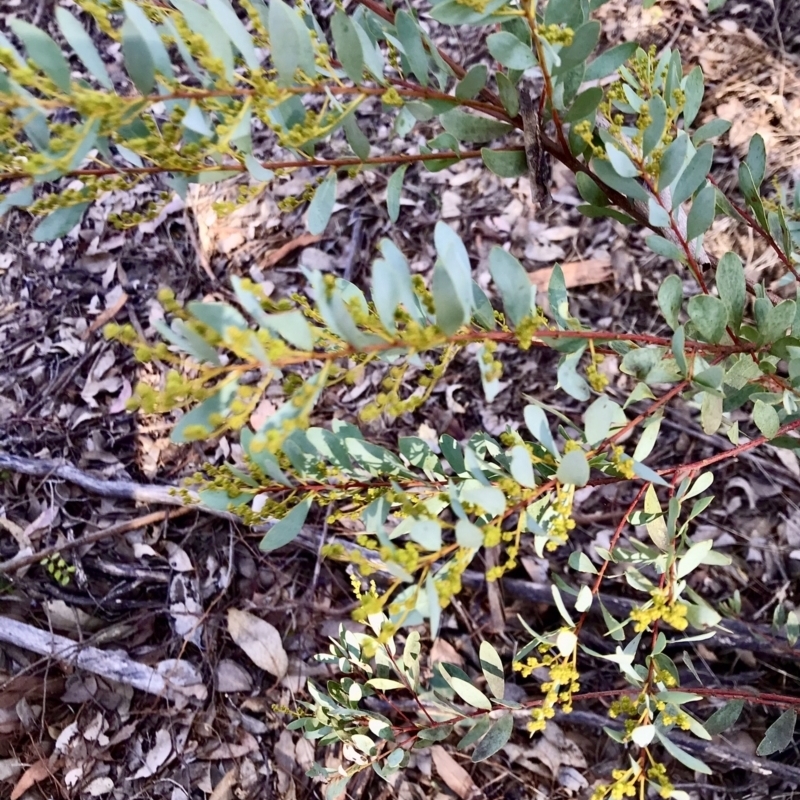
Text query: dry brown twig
1 452 796 664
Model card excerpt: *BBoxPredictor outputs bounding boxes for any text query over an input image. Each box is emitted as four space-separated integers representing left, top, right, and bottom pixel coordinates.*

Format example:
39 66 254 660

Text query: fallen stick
0 616 206 702
0 452 201 508
2 452 797 661
0 507 192 574
462 572 799 660
563 709 800 783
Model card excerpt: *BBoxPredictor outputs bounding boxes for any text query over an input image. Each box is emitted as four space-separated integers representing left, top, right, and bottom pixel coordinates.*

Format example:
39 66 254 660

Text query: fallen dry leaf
215 658 254 693
430 638 463 667
11 758 50 800
203 731 259 760
0 758 22 782
133 728 172 779
85 776 115 796
529 258 612 292
431 745 481 800
209 767 238 800
227 608 288 678
262 233 323 268
84 291 129 339
529 723 587 776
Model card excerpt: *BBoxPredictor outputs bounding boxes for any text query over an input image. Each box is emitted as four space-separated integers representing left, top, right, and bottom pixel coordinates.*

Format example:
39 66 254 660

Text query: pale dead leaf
295 737 315 774
22 505 58 542
164 542 193 572
299 247 335 272
280 658 308 693
155 659 207 700
529 258 612 292
0 517 30 551
0 706 22 735
55 721 80 753
227 608 288 678
169 573 204 647
85 776 115 796
558 765 588 792
275 728 296 777
431 746 480 800
45 600 102 633
215 659 254 693
529 737 563 776
430 638 463 667
416 422 439 450
204 731 259 760
0 758 22 782
543 225 579 241
768 445 800 478
529 723 586 776
250 399 277 431
133 728 172 779
441 190 462 219
274 728 295 795
11 758 50 800
108 378 133 414
209 768 238 800
524 241 564 262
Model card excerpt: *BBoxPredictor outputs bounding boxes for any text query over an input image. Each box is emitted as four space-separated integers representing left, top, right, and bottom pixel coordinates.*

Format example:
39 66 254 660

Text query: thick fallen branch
462 572 799 660
563 709 800 783
0 508 192 574
0 616 206 703
2 452 797 661
0 452 200 507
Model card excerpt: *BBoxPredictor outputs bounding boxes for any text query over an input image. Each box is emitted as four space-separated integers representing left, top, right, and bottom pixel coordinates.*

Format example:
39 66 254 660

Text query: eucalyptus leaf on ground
227 608 288 678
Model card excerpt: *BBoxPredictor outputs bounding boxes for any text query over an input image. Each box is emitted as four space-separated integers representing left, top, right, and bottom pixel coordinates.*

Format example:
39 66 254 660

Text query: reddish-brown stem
0 148 496 183
590 484 648 598
523 0 571 154
224 326 760 373
378 685 800 740
664 416 800 479
353 0 503 108
600 381 691 455
384 649 437 726
572 484 648 640
708 175 800 282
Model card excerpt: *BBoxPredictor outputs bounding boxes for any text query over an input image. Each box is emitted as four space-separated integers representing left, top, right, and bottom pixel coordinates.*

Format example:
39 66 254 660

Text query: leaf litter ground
1 2 800 799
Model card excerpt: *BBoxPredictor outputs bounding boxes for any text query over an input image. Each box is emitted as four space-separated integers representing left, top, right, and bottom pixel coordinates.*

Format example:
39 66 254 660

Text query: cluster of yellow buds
597 767 641 800
513 635 580 734
630 588 689 632
453 0 491 13
479 341 503 383
609 445 635 479
360 361 441 422
435 548 471 608
350 574 384 622
546 483 576 550
647 762 676 799
381 87 404 107
538 23 575 46
514 309 550 349
586 350 609 392
653 665 679 689
608 694 641 720
660 710 691 731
